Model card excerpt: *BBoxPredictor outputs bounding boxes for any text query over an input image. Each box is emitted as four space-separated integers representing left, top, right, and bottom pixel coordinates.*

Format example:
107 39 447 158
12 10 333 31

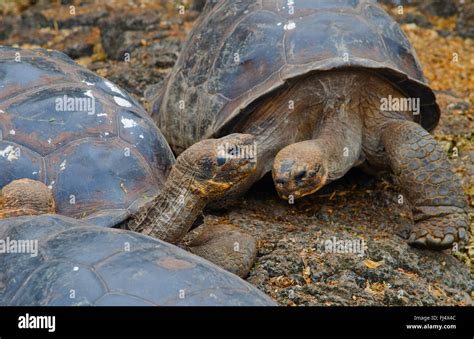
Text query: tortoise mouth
274 174 327 201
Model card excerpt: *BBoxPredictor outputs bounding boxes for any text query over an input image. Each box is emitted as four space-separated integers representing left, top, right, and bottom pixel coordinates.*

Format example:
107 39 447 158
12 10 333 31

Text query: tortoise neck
310 72 368 181
312 120 364 182
128 167 206 244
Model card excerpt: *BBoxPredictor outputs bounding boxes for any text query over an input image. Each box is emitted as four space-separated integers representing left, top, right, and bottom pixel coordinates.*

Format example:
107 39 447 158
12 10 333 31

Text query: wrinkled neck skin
296 70 415 181
309 71 367 182
128 165 206 244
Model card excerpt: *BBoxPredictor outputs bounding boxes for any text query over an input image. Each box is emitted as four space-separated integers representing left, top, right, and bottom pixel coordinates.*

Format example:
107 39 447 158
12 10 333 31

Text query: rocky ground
0 0 472 306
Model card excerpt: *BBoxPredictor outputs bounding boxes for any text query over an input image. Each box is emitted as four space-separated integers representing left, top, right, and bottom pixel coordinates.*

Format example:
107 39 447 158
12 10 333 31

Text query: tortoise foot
182 223 257 278
408 212 469 250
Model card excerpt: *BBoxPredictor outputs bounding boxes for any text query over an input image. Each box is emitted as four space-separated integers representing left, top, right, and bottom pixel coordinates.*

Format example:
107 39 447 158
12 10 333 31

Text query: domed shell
0 215 276 306
0 47 175 227
152 0 440 154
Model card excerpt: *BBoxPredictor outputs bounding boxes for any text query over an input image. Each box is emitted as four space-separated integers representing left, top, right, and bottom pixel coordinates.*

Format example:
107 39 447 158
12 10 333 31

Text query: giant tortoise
149 0 469 250
0 47 259 277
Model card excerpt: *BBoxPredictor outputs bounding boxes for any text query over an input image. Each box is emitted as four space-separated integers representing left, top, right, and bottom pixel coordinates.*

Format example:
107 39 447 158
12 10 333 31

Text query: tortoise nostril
294 170 307 182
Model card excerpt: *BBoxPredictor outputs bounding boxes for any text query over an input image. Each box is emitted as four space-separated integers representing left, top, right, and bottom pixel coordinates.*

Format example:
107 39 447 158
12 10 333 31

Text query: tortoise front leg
181 223 257 278
381 120 469 249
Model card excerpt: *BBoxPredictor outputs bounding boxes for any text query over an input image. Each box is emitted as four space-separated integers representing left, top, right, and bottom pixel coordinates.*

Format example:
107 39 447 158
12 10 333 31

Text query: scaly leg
381 120 469 249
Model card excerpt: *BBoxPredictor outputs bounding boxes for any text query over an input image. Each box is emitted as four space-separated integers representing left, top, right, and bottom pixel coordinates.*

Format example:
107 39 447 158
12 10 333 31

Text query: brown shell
151 0 440 154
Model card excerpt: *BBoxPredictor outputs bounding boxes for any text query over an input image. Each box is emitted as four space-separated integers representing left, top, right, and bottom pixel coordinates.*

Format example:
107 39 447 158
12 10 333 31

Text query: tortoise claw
408 233 417 243
441 234 455 247
407 211 469 251
414 238 426 247
425 234 441 248
408 232 455 250
458 228 467 242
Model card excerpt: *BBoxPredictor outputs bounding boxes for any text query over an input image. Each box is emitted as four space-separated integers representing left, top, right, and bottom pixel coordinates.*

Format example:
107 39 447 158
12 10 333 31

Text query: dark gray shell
0 47 175 226
152 0 440 154
0 214 275 306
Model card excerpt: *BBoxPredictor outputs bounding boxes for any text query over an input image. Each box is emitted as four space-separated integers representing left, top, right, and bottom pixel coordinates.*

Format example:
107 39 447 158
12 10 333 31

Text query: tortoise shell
0 214 275 306
0 47 175 227
151 0 440 154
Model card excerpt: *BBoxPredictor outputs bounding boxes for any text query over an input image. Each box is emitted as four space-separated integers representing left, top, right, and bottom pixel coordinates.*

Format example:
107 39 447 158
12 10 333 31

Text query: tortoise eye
294 170 307 181
308 170 317 178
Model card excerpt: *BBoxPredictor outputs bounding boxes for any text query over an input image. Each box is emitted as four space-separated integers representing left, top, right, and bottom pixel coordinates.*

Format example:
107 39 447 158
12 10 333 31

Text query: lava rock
19 10 51 29
457 2 474 39
62 27 98 58
99 12 161 60
421 0 459 17
0 17 13 40
399 13 433 28
57 9 108 29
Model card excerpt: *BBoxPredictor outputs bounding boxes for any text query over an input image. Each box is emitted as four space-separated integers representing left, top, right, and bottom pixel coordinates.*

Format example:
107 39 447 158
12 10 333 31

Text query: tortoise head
176 134 257 199
0 179 56 219
272 142 328 200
